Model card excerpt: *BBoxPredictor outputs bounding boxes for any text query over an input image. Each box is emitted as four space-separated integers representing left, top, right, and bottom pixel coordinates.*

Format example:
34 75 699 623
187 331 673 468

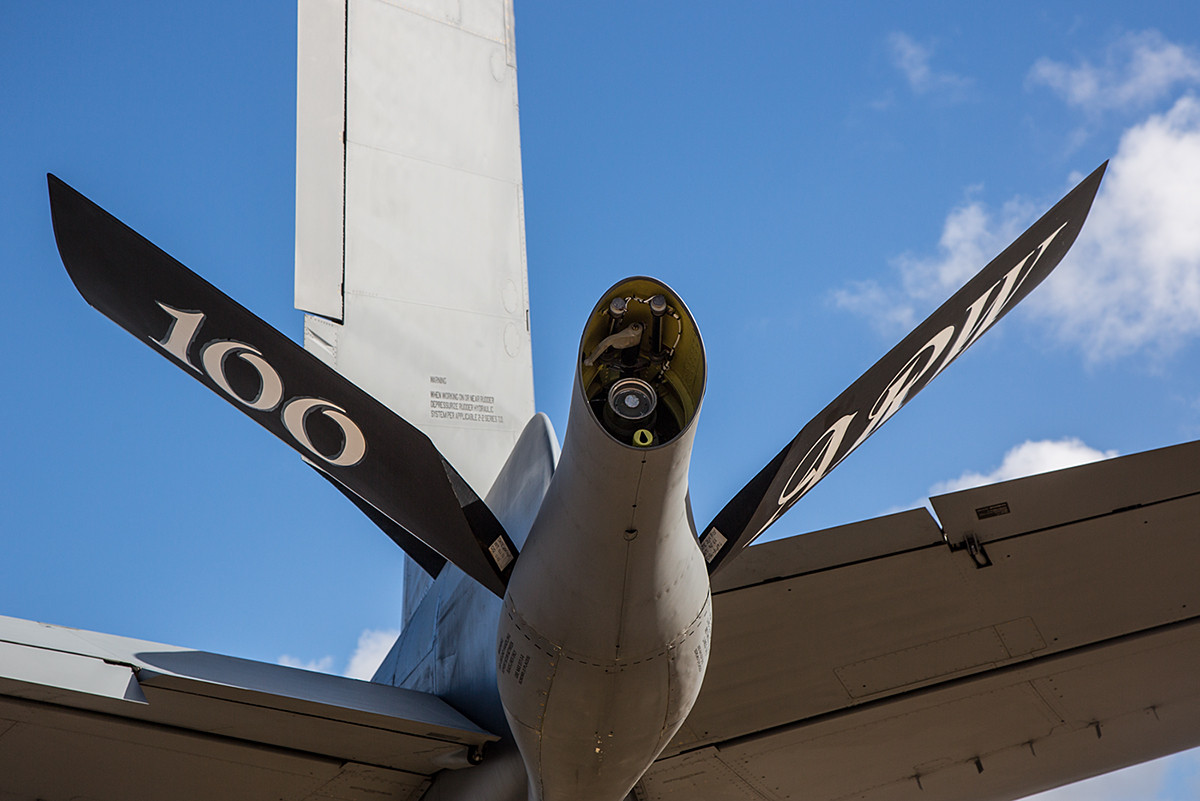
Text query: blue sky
3 3 1200 798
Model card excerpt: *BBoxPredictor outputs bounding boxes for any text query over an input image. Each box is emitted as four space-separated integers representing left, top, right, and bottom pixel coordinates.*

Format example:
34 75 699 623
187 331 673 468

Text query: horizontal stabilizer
47 174 516 596
701 163 1107 572
0 614 495 799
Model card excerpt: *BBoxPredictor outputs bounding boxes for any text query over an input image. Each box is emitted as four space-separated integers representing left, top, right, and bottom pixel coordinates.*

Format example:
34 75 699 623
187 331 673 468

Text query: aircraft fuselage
497 278 711 801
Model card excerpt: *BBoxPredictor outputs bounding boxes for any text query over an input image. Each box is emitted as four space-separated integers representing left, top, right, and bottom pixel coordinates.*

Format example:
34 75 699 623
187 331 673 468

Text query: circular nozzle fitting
603 377 658 442
607 378 656 423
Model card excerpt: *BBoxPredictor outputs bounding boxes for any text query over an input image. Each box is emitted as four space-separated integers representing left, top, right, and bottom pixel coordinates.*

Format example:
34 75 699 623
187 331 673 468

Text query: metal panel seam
684 612 1200 755
961 488 1200 546
372 0 508 45
710 540 948 595
342 291 528 322
337 0 348 322
0 691 434 777
345 139 523 185
136 681 487 745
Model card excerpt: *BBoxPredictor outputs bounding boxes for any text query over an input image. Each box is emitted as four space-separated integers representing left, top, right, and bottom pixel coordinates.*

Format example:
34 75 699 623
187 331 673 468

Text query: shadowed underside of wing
643 439 1200 801
0 615 497 801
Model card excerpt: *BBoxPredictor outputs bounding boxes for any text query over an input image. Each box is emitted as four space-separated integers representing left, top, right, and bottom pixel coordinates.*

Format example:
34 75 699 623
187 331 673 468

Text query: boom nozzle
577 277 705 447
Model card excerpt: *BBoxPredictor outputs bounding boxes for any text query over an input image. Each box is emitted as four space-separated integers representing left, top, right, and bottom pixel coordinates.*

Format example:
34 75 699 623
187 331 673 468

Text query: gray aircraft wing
641 439 1200 801
0 614 496 801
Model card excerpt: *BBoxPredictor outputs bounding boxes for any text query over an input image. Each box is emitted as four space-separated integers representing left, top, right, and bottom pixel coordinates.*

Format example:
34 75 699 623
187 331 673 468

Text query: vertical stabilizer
296 0 534 498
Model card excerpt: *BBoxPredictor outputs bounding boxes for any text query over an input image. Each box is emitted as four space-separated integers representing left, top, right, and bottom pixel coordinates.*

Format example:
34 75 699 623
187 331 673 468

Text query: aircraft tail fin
295 0 534 499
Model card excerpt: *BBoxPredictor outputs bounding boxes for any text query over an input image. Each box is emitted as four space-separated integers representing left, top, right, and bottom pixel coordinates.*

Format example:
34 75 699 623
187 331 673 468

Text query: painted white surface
295 0 533 494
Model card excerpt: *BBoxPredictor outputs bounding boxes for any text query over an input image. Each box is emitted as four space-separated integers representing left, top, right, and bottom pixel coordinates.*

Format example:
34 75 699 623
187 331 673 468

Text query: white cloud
344 627 400 680
276 626 399 680
888 32 972 97
278 654 334 673
832 194 1038 336
1029 30 1200 115
830 279 918 333
929 438 1116 497
889 437 1116 517
1037 95 1200 360
835 94 1200 361
846 34 1200 358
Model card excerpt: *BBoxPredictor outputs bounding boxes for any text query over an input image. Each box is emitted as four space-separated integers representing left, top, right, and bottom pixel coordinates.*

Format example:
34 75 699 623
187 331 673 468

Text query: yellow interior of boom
578 277 705 446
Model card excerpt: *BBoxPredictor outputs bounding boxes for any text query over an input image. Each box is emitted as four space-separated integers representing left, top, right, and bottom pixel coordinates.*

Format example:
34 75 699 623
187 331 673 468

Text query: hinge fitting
949 531 993 568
